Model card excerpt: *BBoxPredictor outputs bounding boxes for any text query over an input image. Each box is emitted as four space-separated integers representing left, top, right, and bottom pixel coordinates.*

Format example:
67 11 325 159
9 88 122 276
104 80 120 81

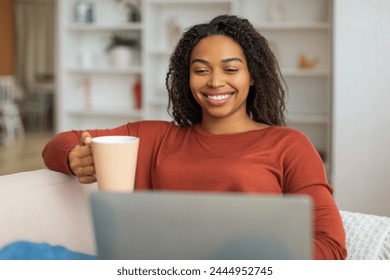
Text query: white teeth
207 94 230 101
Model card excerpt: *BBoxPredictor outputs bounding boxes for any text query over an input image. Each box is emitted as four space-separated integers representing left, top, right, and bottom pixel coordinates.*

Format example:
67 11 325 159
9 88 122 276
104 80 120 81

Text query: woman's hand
68 131 96 184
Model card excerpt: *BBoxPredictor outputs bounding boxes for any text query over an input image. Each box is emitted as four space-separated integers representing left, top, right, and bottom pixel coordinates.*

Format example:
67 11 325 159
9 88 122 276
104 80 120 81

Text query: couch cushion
0 169 97 255
341 210 390 259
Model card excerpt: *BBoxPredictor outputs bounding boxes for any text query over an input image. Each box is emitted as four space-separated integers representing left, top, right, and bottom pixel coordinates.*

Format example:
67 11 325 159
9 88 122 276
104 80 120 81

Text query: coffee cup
91 136 139 192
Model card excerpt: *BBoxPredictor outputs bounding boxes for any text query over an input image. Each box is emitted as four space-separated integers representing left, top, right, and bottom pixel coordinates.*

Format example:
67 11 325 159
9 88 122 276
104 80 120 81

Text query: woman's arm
42 125 131 180
282 129 347 260
42 130 82 175
301 185 347 259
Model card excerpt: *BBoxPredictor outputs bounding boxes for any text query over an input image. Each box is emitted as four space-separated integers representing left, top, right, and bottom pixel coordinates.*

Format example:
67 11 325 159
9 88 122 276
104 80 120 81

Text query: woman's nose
207 72 226 88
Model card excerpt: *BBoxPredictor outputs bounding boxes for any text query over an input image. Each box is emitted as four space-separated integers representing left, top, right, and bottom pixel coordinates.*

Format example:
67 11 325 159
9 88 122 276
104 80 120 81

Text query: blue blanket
0 241 97 260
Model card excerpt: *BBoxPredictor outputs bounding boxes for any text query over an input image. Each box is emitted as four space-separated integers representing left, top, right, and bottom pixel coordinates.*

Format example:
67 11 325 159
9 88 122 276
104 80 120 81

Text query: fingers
78 174 96 184
71 143 92 159
69 146 96 181
68 131 96 184
80 131 92 146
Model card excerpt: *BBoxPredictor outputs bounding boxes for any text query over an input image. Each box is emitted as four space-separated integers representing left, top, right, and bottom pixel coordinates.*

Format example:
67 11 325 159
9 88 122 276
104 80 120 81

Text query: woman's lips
202 92 235 106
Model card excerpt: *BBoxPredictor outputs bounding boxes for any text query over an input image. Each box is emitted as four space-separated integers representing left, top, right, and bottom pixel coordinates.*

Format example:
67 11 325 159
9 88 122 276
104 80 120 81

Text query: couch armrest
341 210 390 259
0 169 97 255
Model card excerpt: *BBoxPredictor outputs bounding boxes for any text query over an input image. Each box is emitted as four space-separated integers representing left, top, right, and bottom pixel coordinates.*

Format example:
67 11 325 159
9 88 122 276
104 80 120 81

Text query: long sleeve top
42 120 347 260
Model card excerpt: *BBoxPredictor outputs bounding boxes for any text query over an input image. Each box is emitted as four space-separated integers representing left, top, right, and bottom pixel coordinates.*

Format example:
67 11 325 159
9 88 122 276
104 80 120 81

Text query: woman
42 15 346 259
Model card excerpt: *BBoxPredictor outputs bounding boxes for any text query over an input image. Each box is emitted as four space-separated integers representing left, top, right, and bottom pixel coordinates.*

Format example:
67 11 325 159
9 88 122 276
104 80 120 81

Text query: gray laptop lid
90 191 312 260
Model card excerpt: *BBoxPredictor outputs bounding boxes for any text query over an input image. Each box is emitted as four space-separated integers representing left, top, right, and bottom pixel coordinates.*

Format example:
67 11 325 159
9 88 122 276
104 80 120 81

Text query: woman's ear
250 78 255 86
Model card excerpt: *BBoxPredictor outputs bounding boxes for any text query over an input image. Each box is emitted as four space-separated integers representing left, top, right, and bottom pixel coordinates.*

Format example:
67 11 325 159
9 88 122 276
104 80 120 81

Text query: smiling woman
42 14 347 260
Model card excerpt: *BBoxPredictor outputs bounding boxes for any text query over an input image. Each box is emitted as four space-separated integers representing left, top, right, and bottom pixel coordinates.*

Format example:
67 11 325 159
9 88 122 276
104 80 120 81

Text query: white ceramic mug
91 136 139 192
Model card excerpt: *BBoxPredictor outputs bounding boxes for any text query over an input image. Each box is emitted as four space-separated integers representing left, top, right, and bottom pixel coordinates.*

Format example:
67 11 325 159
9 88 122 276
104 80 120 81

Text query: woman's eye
225 68 238 73
194 69 208 74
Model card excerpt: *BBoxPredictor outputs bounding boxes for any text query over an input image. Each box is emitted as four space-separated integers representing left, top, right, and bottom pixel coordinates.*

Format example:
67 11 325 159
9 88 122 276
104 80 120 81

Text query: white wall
333 0 390 216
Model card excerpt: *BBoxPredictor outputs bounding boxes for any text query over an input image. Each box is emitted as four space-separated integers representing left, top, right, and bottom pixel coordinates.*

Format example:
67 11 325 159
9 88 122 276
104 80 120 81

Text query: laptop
90 191 312 260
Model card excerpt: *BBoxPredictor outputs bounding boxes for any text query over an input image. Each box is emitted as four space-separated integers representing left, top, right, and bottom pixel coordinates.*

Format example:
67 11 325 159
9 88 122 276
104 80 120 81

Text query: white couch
0 169 97 255
0 169 389 259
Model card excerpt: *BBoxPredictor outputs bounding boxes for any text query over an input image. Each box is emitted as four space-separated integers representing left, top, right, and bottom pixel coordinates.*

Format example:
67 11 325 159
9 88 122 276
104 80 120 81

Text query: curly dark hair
166 14 287 126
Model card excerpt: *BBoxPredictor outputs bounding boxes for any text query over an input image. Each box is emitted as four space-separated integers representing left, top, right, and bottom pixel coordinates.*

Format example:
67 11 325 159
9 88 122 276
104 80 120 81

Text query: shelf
148 49 172 56
68 109 143 119
66 23 143 32
281 68 329 78
66 66 143 75
287 114 329 124
254 22 330 31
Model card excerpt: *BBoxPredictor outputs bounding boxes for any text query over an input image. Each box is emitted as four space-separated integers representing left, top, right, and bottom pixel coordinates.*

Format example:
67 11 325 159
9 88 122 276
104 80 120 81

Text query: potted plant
106 33 139 67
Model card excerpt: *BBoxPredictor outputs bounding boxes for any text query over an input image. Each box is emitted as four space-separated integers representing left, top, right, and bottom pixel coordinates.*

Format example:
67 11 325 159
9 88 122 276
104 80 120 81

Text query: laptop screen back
90 191 312 260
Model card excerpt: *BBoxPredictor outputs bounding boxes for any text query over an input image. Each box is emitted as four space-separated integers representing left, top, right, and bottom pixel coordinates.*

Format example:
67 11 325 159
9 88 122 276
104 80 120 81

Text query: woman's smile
202 90 236 105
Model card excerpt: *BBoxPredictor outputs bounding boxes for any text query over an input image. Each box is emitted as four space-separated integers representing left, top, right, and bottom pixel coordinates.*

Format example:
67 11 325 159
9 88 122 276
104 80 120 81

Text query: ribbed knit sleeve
42 123 135 174
279 129 347 259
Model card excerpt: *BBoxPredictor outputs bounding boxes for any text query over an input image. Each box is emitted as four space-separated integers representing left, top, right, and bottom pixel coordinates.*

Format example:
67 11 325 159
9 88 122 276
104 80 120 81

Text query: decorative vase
108 46 132 67
166 18 182 49
74 0 95 24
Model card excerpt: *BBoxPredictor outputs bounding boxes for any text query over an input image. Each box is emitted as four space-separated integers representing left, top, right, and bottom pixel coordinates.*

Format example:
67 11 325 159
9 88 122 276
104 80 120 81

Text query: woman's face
189 35 253 123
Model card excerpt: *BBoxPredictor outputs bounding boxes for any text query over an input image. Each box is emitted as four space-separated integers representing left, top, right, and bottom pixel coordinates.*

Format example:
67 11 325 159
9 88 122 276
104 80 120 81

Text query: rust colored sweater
42 121 347 260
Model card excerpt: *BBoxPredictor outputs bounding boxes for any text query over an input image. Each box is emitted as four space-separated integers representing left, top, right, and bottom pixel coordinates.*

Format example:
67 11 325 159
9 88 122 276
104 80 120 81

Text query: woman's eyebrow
222 57 243 64
191 58 209 65
191 57 243 65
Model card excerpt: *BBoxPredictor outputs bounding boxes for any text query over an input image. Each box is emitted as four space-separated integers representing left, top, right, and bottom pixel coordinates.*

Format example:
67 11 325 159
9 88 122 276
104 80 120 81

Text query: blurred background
0 0 55 174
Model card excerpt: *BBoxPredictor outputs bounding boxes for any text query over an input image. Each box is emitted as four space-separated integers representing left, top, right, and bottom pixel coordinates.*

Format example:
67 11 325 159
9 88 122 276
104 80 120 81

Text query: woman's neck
199 116 269 135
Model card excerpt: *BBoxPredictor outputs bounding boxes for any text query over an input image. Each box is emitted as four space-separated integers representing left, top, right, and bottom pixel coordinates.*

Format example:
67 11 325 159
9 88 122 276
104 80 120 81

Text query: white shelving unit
56 0 332 175
240 0 332 175
56 0 144 131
